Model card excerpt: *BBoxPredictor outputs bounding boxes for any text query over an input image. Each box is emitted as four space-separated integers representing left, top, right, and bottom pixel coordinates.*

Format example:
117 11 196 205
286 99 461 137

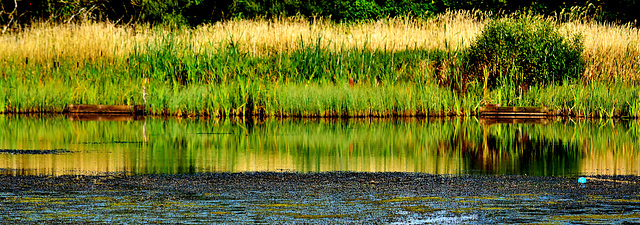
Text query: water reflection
0 115 638 176
461 122 581 176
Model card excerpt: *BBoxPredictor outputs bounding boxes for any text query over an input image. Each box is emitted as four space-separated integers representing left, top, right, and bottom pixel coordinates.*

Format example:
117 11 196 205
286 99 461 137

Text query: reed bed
0 11 482 69
1 11 639 117
560 21 640 82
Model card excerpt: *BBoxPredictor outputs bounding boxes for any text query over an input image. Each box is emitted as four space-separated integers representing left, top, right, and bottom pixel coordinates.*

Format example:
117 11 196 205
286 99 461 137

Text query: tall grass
561 20 640 82
1 11 639 117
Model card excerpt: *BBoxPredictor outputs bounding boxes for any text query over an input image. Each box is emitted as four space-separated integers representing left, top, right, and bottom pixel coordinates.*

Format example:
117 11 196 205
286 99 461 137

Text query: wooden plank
65 104 144 115
479 106 549 118
479 106 548 113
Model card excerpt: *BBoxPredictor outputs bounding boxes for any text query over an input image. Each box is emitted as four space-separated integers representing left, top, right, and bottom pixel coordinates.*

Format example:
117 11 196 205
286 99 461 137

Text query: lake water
1 115 638 176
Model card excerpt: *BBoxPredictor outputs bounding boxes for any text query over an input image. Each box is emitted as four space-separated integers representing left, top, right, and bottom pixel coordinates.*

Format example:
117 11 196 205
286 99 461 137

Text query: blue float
578 177 587 184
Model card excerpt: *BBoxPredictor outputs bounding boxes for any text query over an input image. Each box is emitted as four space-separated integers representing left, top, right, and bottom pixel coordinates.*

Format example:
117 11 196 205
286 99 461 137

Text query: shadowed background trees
1 0 640 27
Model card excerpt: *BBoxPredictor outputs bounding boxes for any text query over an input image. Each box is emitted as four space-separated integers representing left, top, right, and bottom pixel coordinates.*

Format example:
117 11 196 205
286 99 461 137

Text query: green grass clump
130 33 448 85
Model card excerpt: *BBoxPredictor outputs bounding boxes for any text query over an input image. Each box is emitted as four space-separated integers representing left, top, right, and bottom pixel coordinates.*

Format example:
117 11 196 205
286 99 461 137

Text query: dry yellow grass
1 10 639 81
0 11 483 64
194 10 485 54
0 23 133 64
561 21 640 82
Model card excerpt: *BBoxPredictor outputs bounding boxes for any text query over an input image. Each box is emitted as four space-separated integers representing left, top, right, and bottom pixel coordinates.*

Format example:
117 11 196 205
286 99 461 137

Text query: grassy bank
1 11 639 118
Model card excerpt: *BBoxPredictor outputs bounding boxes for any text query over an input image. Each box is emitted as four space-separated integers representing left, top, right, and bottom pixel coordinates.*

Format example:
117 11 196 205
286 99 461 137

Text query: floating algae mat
0 173 639 224
0 115 639 176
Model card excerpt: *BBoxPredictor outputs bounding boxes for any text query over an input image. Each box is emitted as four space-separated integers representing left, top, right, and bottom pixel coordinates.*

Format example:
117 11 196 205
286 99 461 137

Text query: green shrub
341 0 382 21
467 15 585 89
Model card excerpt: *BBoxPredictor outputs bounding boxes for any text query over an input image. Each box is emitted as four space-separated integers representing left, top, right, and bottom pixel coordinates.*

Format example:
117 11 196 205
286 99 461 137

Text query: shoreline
1 111 638 119
2 81 639 119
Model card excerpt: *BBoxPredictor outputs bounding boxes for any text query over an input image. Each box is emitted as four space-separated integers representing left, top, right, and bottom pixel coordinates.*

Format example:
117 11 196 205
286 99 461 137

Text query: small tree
467 15 584 90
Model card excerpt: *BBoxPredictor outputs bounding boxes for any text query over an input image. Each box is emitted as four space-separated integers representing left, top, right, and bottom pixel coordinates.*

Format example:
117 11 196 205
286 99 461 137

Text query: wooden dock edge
65 104 145 115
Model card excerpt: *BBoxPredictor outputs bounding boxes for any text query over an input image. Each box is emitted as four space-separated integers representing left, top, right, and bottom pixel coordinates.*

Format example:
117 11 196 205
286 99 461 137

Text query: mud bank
1 172 639 224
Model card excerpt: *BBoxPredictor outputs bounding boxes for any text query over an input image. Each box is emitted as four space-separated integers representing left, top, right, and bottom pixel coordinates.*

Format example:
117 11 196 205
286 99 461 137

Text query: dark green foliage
467 15 585 89
226 0 437 21
3 0 639 27
339 0 382 21
377 0 438 18
136 0 193 25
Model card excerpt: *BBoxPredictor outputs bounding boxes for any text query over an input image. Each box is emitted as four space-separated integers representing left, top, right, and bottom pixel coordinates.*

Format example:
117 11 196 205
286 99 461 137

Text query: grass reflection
0 115 638 176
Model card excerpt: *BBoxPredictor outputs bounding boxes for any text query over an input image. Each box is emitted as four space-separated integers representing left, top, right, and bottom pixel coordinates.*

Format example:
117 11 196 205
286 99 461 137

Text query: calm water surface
1 115 639 176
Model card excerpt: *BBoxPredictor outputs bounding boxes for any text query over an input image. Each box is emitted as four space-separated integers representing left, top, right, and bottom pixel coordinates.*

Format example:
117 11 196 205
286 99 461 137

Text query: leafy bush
340 0 382 21
467 15 585 89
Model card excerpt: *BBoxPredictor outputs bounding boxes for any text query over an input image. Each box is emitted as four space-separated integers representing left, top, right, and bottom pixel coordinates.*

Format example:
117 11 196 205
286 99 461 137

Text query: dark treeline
1 0 639 27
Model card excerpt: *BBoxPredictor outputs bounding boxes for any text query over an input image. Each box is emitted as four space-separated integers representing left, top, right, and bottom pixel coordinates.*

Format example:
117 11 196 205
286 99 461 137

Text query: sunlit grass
561 21 640 82
0 11 639 117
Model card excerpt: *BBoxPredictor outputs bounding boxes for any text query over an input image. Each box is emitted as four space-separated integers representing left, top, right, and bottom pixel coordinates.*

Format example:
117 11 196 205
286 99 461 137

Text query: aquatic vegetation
379 196 445 203
551 213 640 221
259 203 309 207
451 206 508 213
1 172 639 223
402 205 440 213
283 213 350 219
610 199 640 203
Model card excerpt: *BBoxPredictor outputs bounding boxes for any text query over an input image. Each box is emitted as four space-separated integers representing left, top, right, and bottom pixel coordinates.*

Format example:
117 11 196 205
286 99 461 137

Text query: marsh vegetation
1 10 640 118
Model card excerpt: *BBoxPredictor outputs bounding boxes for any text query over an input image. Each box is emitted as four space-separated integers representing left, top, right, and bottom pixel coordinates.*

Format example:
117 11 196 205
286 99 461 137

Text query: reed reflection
0 115 637 176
